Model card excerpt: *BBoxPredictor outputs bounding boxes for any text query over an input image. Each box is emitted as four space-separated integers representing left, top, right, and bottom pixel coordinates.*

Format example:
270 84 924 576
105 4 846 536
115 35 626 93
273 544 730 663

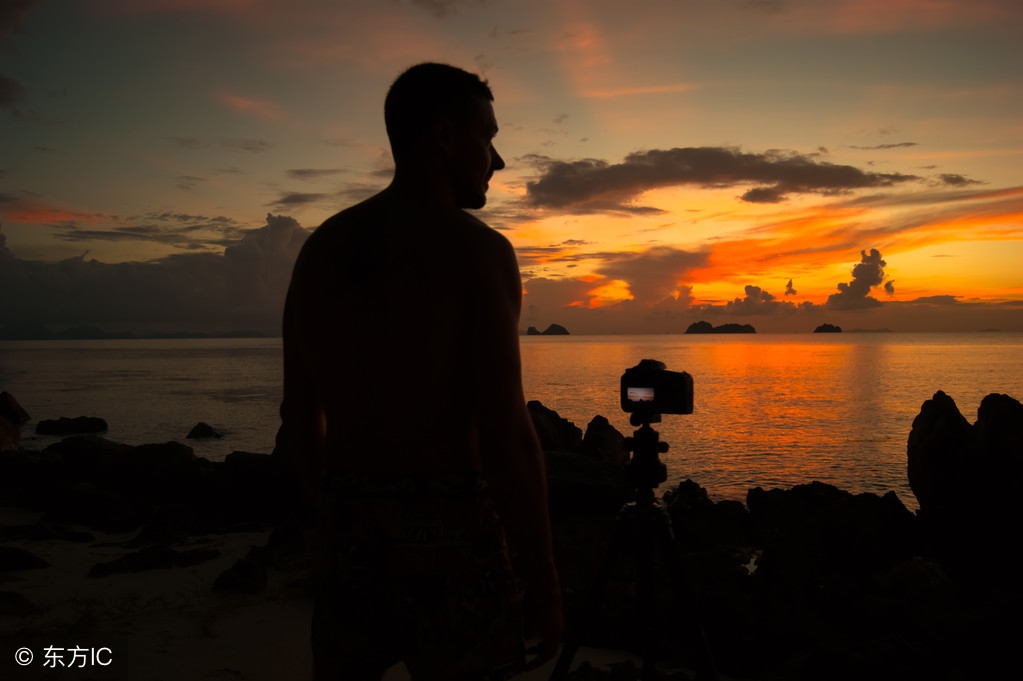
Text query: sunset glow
2 0 1020 335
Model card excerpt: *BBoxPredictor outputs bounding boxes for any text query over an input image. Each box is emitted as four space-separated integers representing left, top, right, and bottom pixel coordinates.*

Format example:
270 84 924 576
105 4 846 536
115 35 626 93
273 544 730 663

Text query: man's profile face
448 96 505 210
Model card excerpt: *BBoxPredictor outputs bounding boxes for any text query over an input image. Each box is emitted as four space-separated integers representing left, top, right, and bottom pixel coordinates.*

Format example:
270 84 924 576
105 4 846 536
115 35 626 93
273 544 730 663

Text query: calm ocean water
2 333 1021 510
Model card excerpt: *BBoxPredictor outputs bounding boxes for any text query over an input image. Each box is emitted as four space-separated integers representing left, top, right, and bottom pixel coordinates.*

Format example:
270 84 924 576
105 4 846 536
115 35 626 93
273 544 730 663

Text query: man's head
385 63 504 208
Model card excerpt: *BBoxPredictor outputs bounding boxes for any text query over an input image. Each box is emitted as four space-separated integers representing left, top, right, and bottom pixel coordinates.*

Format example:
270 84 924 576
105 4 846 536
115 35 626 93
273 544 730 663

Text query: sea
2 333 1021 511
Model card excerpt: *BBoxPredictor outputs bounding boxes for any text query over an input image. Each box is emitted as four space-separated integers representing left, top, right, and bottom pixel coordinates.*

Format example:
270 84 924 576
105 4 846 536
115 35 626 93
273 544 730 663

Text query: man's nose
491 145 505 171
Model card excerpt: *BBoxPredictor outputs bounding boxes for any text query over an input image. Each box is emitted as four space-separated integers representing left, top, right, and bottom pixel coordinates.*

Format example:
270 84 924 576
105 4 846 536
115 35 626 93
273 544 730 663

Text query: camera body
620 359 694 415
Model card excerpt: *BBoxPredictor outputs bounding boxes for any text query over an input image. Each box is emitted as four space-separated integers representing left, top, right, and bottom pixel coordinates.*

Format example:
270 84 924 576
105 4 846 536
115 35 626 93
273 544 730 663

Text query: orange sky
1 0 1021 334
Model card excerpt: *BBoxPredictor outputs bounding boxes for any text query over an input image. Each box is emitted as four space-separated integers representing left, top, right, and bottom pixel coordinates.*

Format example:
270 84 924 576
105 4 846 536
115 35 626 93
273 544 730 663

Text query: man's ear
432 114 457 155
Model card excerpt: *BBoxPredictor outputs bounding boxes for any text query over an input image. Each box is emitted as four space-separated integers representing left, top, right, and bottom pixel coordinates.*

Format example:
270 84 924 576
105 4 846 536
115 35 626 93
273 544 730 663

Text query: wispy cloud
217 92 285 121
221 138 272 153
285 168 345 181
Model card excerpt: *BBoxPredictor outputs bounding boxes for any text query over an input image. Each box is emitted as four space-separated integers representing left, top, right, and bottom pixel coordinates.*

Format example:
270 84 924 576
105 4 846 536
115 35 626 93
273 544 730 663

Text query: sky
1 0 1021 336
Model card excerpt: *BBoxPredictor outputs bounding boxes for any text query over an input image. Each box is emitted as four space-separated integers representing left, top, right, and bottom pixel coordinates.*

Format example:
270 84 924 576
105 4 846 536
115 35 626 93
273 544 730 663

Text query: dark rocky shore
2 390 1022 679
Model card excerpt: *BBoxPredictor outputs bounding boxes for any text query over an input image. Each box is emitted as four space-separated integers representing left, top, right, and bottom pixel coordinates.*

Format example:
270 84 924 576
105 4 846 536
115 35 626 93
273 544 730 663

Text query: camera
620 359 693 415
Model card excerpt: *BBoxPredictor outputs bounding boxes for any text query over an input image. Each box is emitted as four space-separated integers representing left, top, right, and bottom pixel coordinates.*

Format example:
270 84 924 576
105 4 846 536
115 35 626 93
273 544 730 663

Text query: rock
581 415 627 466
0 392 30 424
525 324 570 335
212 556 267 595
36 416 108 435
906 390 972 515
186 421 221 439
907 391 1023 579
45 435 132 479
0 413 18 452
528 401 583 453
88 546 221 578
0 591 43 616
0 546 50 570
684 321 756 334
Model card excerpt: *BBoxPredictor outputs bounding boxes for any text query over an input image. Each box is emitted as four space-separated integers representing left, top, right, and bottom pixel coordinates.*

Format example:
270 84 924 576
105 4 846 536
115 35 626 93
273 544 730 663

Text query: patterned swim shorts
311 471 524 681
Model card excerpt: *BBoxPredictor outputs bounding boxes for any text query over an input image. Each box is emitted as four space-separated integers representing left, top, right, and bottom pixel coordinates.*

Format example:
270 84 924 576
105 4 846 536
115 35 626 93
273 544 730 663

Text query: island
526 324 570 336
684 321 756 334
813 323 842 333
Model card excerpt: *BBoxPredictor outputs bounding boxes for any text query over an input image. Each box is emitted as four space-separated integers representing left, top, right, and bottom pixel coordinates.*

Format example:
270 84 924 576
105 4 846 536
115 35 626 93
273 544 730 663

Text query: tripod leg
651 509 720 681
549 510 635 681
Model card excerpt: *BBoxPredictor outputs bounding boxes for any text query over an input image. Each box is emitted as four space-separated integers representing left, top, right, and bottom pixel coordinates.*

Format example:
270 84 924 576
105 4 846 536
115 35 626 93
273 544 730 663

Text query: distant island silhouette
526 324 570 336
0 324 270 341
685 321 756 334
814 323 842 333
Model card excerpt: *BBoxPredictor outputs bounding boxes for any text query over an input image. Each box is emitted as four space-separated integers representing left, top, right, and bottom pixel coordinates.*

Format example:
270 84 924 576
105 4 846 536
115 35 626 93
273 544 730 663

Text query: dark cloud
936 173 982 187
850 142 918 150
594 246 707 305
826 248 888 310
286 168 345 181
44 212 248 250
0 214 310 334
268 192 330 210
222 138 272 153
912 295 958 305
884 281 895 296
785 279 797 296
525 147 919 213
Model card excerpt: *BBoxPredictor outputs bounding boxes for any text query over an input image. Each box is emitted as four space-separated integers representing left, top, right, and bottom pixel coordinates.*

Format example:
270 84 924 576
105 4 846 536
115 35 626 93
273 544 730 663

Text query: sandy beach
1 505 634 681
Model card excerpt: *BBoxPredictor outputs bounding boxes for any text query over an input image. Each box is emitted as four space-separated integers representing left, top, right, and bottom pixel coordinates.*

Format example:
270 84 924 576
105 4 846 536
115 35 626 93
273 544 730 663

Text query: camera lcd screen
627 386 655 402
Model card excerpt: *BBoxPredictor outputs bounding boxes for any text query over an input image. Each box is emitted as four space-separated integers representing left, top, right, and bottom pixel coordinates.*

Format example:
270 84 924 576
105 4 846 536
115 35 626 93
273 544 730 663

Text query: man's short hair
384 63 493 164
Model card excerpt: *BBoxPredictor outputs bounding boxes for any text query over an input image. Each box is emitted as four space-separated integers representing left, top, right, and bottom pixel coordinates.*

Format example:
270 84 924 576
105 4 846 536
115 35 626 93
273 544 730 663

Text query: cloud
221 138 272 153
525 147 919 213
268 192 330 210
785 279 797 296
285 168 345 181
594 246 707 305
0 214 310 333
884 280 895 296
217 92 285 121
43 211 248 250
825 248 889 310
936 173 982 187
850 142 918 150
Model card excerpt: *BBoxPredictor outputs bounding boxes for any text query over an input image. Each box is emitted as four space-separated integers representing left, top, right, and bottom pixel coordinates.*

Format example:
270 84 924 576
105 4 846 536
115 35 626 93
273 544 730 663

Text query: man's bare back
281 63 562 679
283 188 520 475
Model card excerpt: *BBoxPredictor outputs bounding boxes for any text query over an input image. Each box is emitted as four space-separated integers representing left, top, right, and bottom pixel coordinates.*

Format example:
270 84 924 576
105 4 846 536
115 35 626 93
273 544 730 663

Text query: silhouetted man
282 63 563 680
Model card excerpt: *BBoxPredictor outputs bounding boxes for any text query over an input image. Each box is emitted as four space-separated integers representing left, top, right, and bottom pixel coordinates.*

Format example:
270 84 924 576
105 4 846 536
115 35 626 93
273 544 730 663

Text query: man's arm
470 228 563 659
281 262 327 505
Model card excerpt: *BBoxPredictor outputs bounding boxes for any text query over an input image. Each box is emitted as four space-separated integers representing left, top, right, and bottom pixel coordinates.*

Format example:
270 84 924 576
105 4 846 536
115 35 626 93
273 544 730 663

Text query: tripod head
623 409 669 497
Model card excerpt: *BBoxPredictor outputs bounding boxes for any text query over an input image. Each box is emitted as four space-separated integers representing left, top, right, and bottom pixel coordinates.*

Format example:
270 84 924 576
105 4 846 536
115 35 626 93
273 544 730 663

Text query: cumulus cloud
525 147 919 213
785 279 797 296
0 214 310 334
825 248 889 310
594 246 707 305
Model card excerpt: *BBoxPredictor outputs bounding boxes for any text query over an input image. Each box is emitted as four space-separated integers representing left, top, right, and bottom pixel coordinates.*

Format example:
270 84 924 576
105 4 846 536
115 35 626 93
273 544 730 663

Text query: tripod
549 410 719 681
